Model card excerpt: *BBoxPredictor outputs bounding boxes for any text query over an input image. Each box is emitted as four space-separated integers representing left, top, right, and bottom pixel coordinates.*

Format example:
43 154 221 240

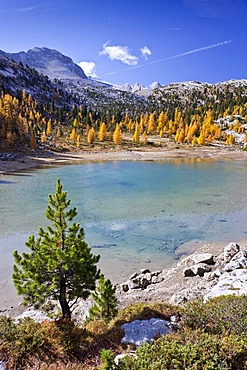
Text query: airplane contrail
124 39 234 72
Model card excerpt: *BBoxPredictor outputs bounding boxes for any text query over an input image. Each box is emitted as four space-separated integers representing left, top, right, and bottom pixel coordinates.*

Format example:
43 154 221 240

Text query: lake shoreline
3 238 247 320
1 145 247 175
117 239 247 310
1 145 247 318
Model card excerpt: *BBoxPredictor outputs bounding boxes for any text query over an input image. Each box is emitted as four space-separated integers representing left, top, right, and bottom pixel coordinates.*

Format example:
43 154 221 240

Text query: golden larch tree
176 128 185 143
70 128 77 141
197 133 205 145
226 134 235 145
46 119 52 136
73 118 79 128
191 136 197 146
87 127 95 144
157 111 166 133
113 124 122 144
147 112 156 133
133 124 139 144
98 122 106 141
76 134 81 148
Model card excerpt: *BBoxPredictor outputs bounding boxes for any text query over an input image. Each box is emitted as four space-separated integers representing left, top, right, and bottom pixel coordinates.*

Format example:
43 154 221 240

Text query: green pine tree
89 273 118 323
12 178 100 320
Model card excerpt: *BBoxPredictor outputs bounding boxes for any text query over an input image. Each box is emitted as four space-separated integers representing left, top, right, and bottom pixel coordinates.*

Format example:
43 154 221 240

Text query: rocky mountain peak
7 47 87 81
150 81 161 89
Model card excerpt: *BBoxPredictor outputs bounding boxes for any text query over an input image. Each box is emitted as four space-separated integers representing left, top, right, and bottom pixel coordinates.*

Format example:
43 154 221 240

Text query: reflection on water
1 159 247 286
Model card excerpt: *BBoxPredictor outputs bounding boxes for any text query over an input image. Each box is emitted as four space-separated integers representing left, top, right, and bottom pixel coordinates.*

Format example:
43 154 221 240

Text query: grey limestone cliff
6 47 87 81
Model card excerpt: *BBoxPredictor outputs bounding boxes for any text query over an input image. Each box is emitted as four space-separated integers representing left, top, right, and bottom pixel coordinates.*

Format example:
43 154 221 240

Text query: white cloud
140 46 152 60
100 42 138 66
78 61 97 78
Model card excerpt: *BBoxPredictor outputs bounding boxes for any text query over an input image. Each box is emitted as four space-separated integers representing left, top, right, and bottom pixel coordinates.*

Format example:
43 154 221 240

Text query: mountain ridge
4 47 87 81
1 46 247 154
1 46 247 96
1 46 247 123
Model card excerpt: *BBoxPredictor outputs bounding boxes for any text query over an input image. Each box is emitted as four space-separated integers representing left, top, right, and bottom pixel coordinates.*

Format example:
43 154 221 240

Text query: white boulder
224 250 247 271
205 269 247 301
192 253 214 265
223 242 240 262
183 263 212 277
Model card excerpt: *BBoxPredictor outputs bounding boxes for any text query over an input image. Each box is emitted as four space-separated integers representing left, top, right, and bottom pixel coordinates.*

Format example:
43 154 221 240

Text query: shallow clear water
1 158 247 305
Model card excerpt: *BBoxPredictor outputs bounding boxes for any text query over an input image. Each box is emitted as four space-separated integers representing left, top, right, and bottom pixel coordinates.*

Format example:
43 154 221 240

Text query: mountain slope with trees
1 48 247 153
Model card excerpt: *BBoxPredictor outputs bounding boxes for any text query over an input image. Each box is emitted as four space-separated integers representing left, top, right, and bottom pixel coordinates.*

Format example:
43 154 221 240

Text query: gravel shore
1 145 247 175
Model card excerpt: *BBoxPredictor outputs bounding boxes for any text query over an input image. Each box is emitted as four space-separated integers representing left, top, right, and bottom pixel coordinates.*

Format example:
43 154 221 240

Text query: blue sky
0 0 246 86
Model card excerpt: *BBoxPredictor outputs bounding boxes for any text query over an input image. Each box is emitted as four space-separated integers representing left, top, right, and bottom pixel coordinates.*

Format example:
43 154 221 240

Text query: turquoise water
1 158 247 304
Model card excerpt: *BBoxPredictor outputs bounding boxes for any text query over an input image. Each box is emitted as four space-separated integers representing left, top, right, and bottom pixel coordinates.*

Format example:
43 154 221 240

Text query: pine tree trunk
59 274 71 320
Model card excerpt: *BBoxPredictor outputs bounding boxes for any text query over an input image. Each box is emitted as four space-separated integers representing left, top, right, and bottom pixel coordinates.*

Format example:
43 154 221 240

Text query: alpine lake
1 158 247 309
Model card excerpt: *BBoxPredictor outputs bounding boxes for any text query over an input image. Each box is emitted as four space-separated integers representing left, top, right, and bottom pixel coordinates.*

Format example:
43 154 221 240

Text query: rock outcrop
119 269 163 292
117 242 247 308
223 242 240 262
16 242 247 323
121 318 171 346
7 47 87 81
183 262 212 277
205 269 247 300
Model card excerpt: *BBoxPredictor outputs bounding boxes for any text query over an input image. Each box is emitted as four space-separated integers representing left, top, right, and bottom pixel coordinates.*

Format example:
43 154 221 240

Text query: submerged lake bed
1 158 247 310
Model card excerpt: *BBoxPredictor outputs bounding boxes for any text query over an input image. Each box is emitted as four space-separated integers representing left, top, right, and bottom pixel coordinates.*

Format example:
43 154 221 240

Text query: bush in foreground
0 316 88 369
117 295 247 370
118 328 247 370
1 297 247 369
182 294 247 335
0 302 179 369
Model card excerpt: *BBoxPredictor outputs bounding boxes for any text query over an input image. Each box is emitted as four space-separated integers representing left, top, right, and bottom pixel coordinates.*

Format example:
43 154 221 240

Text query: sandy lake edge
1 145 247 175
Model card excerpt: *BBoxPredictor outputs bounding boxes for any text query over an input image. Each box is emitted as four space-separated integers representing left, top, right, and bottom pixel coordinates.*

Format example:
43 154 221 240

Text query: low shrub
118 328 247 370
2 299 246 370
182 294 247 335
114 302 181 325
0 316 88 369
